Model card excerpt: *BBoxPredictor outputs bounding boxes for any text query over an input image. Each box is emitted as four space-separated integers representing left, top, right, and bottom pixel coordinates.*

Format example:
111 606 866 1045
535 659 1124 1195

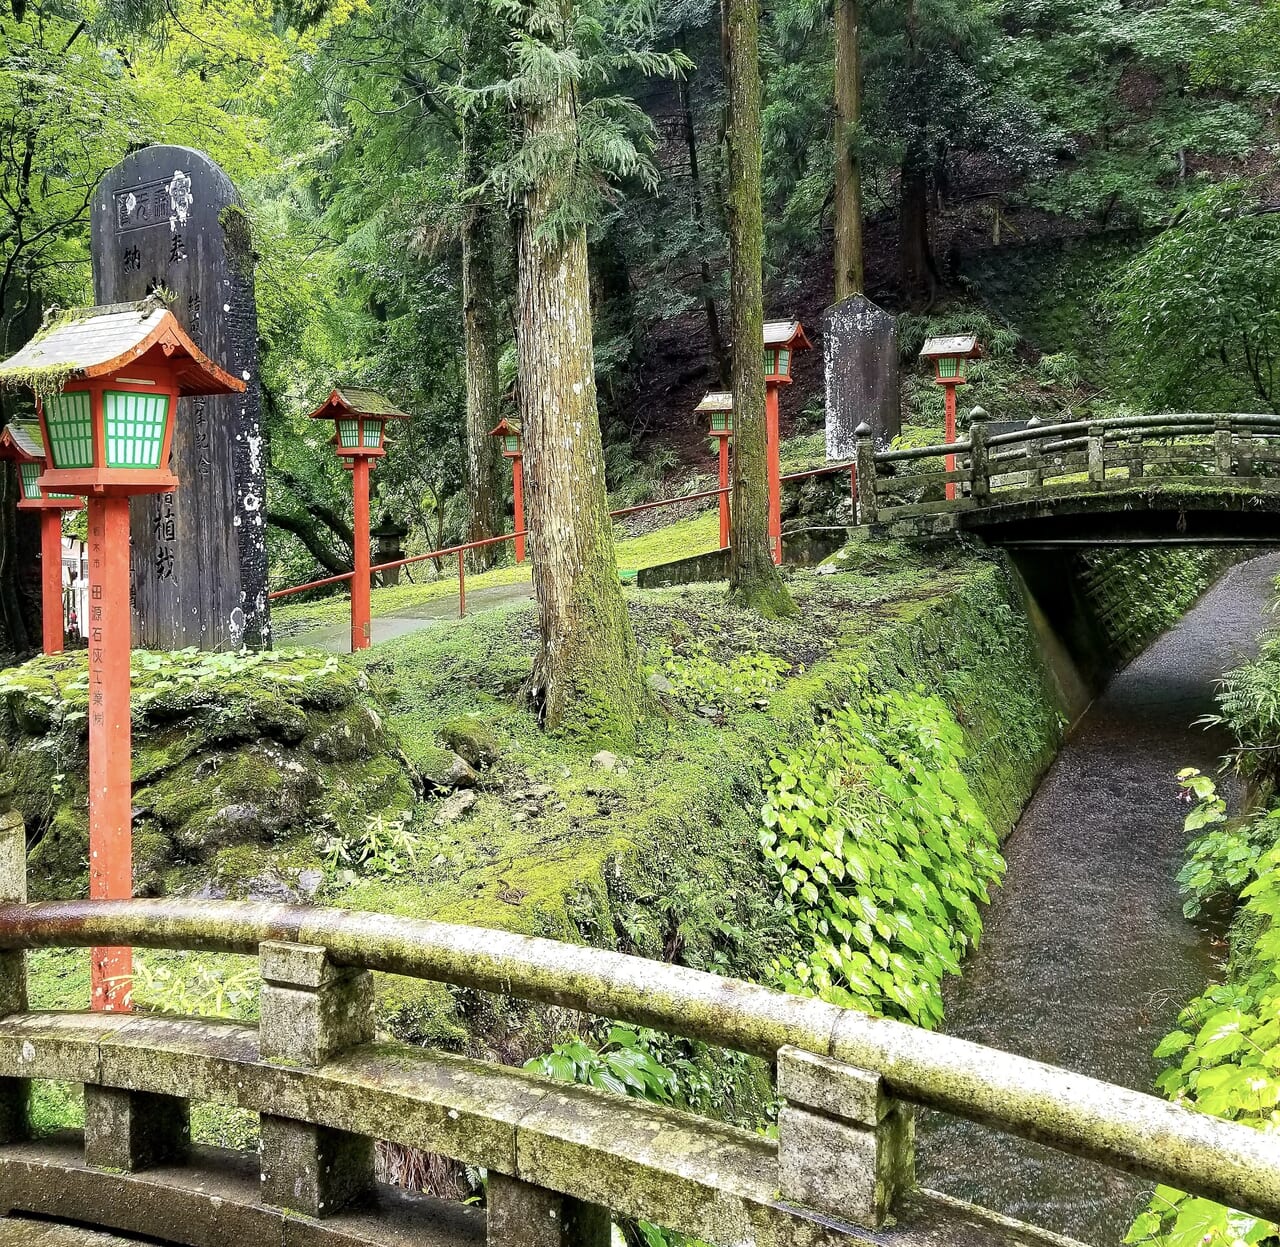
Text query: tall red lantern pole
0 421 83 654
762 321 812 565
920 335 982 502
307 386 410 654
490 419 526 564
0 298 245 1013
695 392 734 550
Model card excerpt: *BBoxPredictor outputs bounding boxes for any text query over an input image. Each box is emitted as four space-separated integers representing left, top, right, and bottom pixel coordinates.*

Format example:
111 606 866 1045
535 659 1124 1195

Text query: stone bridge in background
0 815 1271 1247
849 412 1280 548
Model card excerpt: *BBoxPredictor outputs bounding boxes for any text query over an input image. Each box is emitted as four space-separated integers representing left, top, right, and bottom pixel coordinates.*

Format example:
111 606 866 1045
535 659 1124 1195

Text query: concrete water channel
919 553 1280 1244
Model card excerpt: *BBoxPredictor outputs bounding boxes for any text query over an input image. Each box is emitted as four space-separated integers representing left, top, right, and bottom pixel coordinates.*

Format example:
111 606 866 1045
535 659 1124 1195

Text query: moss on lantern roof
0 420 46 462
0 296 243 399
695 391 733 413
324 386 410 420
921 334 981 359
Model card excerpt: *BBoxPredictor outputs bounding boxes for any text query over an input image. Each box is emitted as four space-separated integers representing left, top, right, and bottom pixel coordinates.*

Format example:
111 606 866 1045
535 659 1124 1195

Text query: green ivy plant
648 645 791 713
759 668 1004 1028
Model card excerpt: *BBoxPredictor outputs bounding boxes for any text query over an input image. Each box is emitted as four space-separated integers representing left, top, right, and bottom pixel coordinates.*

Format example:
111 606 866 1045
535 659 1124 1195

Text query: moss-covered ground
273 511 725 640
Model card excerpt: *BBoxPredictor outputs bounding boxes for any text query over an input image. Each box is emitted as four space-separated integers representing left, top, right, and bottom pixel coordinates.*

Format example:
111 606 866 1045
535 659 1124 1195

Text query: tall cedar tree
833 0 864 298
723 0 795 616
460 32 506 571
500 0 661 739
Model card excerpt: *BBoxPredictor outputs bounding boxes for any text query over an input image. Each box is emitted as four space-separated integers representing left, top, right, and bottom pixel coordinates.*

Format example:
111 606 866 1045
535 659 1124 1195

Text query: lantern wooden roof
920 334 981 360
695 392 733 413
0 420 45 463
762 321 812 351
0 299 246 396
307 386 410 423
489 418 522 438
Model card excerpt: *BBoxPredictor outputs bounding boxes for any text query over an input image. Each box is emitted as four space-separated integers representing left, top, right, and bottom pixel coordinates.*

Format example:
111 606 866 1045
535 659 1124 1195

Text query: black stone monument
91 145 268 650
824 294 900 457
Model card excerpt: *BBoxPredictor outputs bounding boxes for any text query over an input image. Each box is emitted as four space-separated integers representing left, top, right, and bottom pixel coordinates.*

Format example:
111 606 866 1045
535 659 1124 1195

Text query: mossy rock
0 649 419 898
439 715 500 768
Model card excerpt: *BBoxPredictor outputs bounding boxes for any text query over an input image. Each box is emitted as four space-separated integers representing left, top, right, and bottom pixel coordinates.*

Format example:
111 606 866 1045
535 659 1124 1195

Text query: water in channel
918 553 1280 1246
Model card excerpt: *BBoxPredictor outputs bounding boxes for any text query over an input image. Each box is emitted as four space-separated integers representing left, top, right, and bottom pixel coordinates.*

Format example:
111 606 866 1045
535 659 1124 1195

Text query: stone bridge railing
0 814 1273 1247
853 412 1280 526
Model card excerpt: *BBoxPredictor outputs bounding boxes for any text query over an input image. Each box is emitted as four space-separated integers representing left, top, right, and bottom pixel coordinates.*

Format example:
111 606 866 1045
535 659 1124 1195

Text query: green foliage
759 670 1004 1028
649 645 791 713
1108 183 1280 413
526 1025 683 1103
128 957 259 1021
1206 629 1280 778
321 812 421 878
1174 769 1278 919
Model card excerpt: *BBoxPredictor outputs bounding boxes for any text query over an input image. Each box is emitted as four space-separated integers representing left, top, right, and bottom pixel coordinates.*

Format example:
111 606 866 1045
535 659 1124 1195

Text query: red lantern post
307 387 409 652
489 419 525 564
0 297 245 1011
695 392 734 549
0 421 83 654
919 335 982 501
763 321 812 565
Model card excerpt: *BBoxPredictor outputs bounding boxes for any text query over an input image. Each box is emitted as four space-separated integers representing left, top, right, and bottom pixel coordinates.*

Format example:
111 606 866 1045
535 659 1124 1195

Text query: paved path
0 1222 151 1245
289 580 535 653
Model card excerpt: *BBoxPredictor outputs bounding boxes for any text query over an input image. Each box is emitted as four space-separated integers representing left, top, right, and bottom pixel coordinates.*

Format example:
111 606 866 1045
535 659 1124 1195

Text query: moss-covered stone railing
0 817 1273 1247
854 410 1280 528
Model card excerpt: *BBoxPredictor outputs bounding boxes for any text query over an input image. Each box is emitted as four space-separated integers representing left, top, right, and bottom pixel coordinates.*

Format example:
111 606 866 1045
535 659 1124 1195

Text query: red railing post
458 550 466 618
944 383 959 501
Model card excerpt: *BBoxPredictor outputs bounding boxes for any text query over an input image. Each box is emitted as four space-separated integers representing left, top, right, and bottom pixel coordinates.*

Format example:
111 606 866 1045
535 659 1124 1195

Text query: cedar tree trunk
723 0 795 616
516 79 649 742
833 0 864 299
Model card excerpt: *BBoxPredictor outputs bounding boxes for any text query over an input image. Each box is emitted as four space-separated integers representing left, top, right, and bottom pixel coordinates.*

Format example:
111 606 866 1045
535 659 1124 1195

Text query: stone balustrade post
84 1085 190 1172
1216 420 1235 476
968 410 990 503
487 1174 611 1247
775 1046 913 1228
1087 426 1105 482
258 940 376 1218
0 810 27 1143
854 423 878 525
1024 417 1043 487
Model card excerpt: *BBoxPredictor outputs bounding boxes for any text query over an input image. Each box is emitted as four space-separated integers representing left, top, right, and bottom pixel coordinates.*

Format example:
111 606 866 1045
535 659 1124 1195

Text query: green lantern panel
709 411 730 432
44 391 94 470
937 357 960 379
504 435 521 454
778 348 791 377
104 390 170 469
764 348 779 375
361 419 384 449
337 418 360 448
19 463 41 500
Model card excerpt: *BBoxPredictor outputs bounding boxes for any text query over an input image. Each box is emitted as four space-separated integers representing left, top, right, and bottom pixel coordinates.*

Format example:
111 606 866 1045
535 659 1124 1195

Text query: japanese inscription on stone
824 294 901 456
91 145 268 649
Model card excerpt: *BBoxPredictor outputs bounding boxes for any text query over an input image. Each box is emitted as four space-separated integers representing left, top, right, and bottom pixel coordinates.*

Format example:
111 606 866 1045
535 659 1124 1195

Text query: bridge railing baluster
969 413 990 503
855 423 878 524
0 813 25 1144
257 939 377 1218
776 1046 914 1228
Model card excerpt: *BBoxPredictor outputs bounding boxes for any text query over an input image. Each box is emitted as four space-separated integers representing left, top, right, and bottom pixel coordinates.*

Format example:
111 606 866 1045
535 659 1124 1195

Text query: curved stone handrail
0 897 1276 1229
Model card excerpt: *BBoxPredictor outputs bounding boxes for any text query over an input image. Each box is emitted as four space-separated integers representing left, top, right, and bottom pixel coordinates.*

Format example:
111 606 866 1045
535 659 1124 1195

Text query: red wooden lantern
920 335 982 500
306 387 410 653
0 420 83 655
762 321 812 563
695 392 733 550
0 296 245 1014
490 419 526 564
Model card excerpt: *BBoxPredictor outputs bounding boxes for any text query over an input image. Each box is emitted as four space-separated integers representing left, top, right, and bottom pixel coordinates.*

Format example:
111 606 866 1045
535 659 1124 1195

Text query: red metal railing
268 486 732 633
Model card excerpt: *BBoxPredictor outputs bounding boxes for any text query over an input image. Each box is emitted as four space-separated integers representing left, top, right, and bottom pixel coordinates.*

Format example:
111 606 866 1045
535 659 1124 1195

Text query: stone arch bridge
0 816 1271 1247
847 412 1280 547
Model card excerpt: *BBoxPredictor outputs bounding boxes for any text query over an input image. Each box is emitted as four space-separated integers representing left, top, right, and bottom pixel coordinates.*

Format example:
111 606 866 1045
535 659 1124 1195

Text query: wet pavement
919 553 1280 1245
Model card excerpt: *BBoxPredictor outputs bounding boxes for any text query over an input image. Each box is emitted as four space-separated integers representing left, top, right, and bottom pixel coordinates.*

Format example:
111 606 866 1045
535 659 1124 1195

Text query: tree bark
722 0 795 616
899 153 936 305
462 110 504 573
679 59 730 387
517 70 649 742
833 0 864 299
